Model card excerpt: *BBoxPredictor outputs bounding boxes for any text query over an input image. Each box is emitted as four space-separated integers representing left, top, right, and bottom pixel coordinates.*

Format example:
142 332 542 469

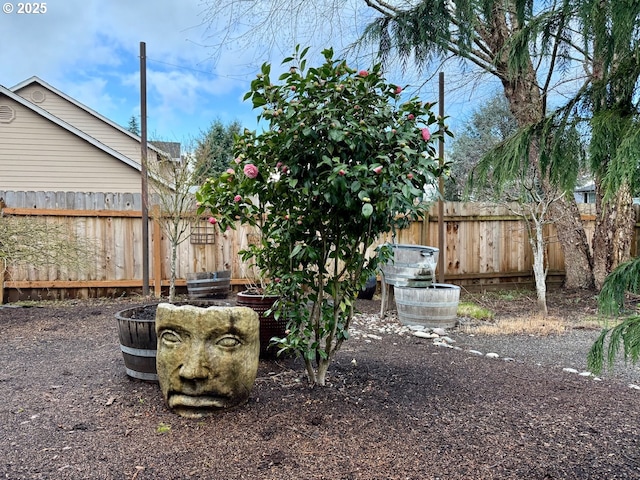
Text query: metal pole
140 41 149 296
437 72 445 284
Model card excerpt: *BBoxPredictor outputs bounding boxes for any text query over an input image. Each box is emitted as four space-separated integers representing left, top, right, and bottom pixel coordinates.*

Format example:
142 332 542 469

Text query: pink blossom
234 157 242 164
373 166 383 174
243 163 259 179
407 114 415 121
226 168 235 175
281 165 289 173
395 86 402 94
407 173 414 180
276 161 283 168
421 128 431 141
358 70 369 77
208 217 217 225
338 169 346 176
233 195 242 202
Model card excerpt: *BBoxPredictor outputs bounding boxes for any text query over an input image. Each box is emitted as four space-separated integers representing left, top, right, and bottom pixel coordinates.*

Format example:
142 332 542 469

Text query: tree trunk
500 73 594 290
531 221 548 316
169 244 177 302
592 181 636 290
549 197 594 289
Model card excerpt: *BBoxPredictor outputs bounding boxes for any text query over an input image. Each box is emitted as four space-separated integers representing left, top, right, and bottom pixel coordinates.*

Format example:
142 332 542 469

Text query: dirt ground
1 289 639 479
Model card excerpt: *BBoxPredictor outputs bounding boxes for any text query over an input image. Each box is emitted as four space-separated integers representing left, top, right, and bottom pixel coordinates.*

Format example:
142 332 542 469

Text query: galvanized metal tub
381 244 438 287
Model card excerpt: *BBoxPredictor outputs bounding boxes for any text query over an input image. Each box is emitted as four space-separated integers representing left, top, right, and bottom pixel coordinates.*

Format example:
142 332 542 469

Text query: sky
0 0 502 150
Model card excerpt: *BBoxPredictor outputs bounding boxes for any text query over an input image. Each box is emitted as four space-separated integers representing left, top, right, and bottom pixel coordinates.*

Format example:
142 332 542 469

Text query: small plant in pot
196 46 447 385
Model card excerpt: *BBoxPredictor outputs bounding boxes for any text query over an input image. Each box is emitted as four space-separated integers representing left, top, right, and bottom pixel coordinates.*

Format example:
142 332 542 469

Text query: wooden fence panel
2 191 638 300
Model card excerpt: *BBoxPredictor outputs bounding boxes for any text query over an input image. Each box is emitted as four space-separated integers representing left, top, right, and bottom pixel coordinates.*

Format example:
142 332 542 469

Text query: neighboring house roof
10 76 171 160
151 141 181 161
575 182 595 193
0 84 141 171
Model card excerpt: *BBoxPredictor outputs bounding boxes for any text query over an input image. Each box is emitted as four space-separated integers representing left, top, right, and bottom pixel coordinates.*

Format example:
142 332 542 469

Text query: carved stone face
155 304 260 418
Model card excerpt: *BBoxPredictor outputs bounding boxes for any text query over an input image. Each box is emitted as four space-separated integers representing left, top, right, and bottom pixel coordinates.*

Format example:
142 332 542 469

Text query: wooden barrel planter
395 283 460 329
186 270 231 299
236 291 285 358
116 304 159 382
381 244 438 288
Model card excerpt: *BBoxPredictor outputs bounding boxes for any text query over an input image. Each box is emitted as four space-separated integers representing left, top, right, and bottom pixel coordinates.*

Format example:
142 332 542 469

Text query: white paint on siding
0 96 142 193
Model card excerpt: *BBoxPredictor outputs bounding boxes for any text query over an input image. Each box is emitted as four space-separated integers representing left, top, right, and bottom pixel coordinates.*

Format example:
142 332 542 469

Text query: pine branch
588 315 640 374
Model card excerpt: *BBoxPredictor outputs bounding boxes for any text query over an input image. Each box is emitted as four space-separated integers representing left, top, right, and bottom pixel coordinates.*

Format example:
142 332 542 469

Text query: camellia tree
197 46 446 385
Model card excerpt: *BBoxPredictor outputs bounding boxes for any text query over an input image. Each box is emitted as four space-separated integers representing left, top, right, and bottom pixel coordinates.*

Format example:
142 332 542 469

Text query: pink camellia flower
233 195 242 202
234 156 242 164
276 161 283 168
407 173 414 180
208 217 217 225
281 165 289 173
338 169 346 176
226 168 235 175
373 166 383 174
421 127 431 141
407 114 415 121
358 70 369 77
243 163 259 179
395 86 402 94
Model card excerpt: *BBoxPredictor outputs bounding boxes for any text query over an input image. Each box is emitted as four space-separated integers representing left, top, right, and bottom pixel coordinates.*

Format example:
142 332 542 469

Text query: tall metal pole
140 42 150 296
437 72 445 284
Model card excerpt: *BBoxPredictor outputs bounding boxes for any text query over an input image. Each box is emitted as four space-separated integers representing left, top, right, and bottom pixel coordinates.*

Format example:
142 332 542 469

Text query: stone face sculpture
155 303 260 418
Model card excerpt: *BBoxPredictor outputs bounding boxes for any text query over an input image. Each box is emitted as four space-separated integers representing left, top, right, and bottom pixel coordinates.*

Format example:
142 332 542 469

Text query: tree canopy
193 119 242 179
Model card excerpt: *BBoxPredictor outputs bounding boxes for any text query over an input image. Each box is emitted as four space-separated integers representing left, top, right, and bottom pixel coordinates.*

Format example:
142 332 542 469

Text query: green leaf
252 94 267 108
290 243 303 259
362 203 374 218
329 129 345 142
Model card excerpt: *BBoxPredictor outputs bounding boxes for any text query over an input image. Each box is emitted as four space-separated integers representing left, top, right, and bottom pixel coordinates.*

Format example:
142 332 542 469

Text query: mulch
1 291 639 479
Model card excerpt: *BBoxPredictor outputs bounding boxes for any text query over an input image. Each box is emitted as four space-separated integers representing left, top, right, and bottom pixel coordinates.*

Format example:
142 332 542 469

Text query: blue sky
0 0 503 150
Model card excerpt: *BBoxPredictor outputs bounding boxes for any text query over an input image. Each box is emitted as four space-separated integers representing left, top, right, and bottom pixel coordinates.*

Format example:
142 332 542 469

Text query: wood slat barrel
186 271 231 299
395 283 460 329
116 305 158 382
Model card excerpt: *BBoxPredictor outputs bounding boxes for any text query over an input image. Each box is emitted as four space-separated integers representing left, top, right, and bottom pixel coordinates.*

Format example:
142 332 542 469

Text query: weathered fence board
1 190 636 301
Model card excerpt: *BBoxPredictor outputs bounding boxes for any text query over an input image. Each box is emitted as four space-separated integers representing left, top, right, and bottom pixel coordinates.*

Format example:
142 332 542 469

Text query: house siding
14 83 153 165
0 95 142 193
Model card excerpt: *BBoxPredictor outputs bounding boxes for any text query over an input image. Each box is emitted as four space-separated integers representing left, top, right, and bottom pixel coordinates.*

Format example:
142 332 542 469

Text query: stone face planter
115 304 159 382
155 303 260 417
235 291 285 357
116 300 232 381
395 283 460 329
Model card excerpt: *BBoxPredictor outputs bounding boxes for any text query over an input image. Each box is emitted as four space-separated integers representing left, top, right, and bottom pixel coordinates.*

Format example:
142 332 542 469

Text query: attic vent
30 90 46 103
0 105 15 123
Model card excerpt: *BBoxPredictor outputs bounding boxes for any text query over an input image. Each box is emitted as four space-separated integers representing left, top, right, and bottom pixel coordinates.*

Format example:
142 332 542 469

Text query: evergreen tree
193 119 242 179
446 94 516 201
127 115 140 136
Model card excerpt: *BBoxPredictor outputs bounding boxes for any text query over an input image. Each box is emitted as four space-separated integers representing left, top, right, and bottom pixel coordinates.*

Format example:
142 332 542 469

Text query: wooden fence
1 190 636 302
